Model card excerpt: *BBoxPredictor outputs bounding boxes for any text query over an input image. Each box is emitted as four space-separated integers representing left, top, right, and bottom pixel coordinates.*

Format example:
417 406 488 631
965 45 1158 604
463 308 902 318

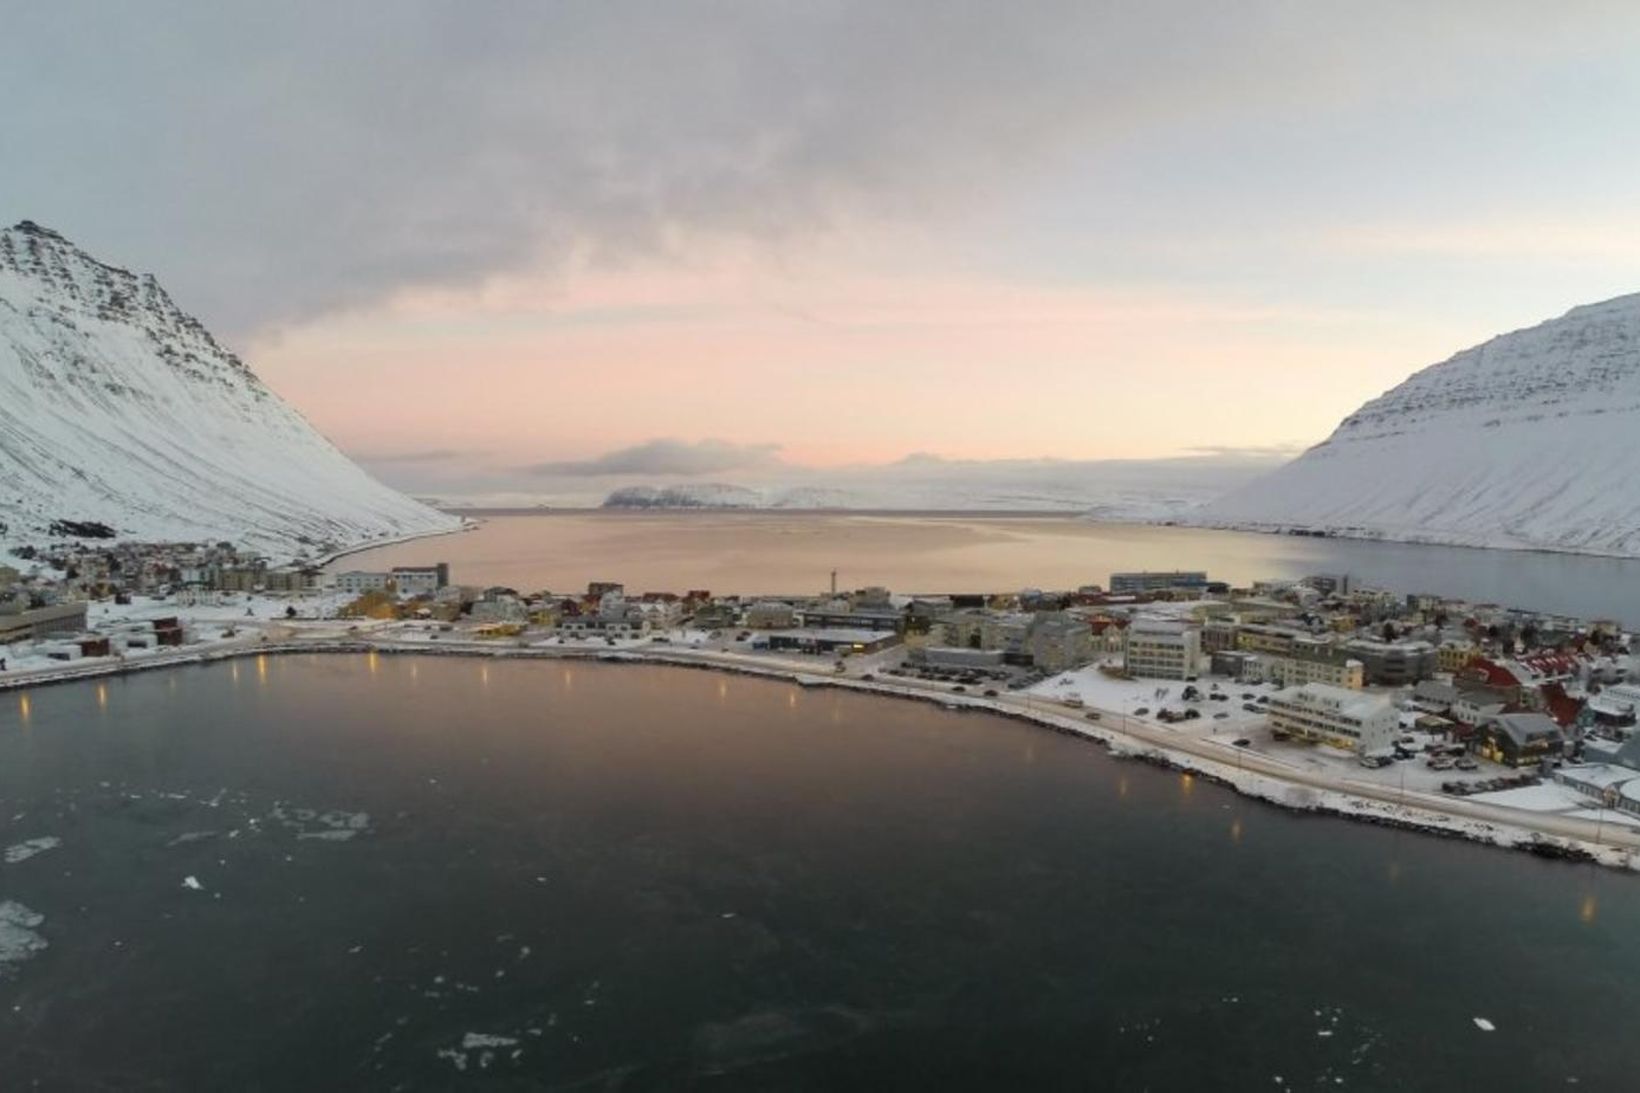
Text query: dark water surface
2 656 1637 1090
335 512 1640 622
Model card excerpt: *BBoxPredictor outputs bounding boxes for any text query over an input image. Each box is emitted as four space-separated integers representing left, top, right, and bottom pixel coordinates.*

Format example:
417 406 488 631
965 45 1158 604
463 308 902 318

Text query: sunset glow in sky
7 2 1640 497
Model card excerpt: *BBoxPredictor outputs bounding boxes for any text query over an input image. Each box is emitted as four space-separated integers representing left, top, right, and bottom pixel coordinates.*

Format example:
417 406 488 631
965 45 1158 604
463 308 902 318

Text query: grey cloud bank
3 1 1623 337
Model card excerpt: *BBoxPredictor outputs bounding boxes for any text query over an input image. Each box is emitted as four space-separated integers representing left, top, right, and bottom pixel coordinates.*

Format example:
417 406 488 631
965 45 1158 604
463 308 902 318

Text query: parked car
1133 707 1150 717
1454 756 1478 771
1232 738 1251 748
983 689 999 698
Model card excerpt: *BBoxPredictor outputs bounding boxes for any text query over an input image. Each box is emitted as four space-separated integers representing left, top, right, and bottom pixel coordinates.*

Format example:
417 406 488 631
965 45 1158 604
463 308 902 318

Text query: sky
5 1 1640 501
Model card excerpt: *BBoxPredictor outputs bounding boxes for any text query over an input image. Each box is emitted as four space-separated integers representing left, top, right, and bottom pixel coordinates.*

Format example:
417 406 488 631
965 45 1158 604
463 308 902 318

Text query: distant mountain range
0 221 458 561
1196 292 1640 556
596 457 1272 515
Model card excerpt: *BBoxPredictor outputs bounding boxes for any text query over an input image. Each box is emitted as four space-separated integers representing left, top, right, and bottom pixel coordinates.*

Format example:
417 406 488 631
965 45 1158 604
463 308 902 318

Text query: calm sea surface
2 657 1637 1089
333 512 1640 622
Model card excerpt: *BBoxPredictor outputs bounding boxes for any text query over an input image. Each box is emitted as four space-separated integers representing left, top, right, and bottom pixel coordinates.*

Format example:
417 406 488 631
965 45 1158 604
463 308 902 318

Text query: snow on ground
1026 660 1519 796
1 590 371 682
1466 784 1640 829
1027 661 1270 733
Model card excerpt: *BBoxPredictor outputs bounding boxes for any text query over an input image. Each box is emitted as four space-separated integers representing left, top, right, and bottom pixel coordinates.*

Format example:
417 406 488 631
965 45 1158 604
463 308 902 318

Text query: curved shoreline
306 516 477 571
5 637 1637 872
1168 516 1640 561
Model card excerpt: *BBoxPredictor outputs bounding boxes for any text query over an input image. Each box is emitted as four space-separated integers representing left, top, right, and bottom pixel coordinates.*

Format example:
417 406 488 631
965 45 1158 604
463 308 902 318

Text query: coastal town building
1267 683 1397 754
1586 681 1640 731
745 601 798 629
0 600 89 643
1109 570 1208 594
761 628 901 655
1340 638 1437 686
1473 713 1566 768
1451 684 1510 727
334 570 392 596
391 564 450 597
1024 612 1095 673
914 646 1007 669
1123 616 1201 680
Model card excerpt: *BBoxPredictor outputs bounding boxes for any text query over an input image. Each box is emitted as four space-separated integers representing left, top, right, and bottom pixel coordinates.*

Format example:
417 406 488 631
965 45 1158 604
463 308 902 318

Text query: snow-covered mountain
0 221 459 561
603 483 764 509
1198 292 1640 556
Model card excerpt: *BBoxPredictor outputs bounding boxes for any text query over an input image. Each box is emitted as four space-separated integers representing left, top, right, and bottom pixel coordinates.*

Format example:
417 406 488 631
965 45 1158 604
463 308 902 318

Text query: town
6 542 1640 854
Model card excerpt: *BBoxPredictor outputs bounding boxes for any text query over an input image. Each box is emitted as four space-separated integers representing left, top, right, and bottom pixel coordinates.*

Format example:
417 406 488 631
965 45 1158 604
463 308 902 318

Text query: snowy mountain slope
0 221 459 560
1197 292 1640 556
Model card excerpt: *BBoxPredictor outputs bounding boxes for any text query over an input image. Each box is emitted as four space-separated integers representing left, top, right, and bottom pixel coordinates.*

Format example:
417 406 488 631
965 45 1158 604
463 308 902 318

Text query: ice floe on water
462 1032 520 1049
182 875 204 891
269 803 372 841
437 1032 523 1072
1473 1017 1496 1032
3 836 61 864
0 900 47 976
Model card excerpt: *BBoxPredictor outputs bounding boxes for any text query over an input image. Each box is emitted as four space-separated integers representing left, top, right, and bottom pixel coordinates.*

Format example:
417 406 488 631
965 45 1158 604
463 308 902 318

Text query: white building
390 564 449 597
1123 616 1201 680
1267 682 1397 754
334 571 392 596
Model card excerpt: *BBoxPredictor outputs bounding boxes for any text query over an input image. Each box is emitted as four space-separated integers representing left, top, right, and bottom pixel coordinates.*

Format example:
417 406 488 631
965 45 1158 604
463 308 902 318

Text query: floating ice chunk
461 1033 519 1050
1473 1017 1496 1032
4 837 61 864
0 901 48 975
182 875 203 891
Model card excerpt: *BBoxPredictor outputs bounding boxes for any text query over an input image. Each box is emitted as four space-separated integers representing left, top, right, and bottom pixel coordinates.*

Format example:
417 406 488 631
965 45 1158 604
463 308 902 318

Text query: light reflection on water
325 513 1640 621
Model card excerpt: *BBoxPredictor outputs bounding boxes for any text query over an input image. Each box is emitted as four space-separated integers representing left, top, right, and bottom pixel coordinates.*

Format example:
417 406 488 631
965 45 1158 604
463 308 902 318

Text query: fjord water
339 512 1640 620
3 657 1636 1089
